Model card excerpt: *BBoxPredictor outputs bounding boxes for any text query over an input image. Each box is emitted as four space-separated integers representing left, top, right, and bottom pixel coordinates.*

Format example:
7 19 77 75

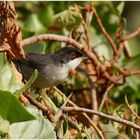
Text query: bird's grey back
15 52 69 88
15 53 56 81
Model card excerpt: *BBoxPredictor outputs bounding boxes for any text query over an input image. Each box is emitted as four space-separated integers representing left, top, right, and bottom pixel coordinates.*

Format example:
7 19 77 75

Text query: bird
14 46 86 88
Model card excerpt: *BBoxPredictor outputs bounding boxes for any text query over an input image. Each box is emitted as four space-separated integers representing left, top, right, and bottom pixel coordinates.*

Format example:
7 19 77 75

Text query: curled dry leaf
0 43 15 58
6 26 25 59
0 1 25 60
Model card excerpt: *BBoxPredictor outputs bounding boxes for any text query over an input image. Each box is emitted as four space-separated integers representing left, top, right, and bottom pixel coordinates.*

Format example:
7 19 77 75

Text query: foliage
0 1 140 139
9 118 56 139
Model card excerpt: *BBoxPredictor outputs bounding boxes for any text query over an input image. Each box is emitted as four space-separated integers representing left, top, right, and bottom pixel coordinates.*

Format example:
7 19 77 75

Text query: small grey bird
15 46 85 88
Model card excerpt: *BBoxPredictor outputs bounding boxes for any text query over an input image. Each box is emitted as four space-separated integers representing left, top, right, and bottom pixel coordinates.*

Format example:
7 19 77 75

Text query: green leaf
0 54 22 92
54 6 82 31
22 28 35 39
38 5 54 27
9 118 56 139
26 104 44 119
15 69 38 98
100 122 118 139
63 119 69 138
24 41 47 54
24 14 46 34
0 90 35 124
116 2 125 16
92 2 119 34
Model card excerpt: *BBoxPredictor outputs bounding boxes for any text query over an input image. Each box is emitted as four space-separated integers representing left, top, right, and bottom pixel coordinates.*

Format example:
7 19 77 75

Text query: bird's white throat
64 57 84 71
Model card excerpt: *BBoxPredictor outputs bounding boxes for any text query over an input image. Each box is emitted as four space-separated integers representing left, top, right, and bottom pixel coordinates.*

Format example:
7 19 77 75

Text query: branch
124 70 140 76
54 93 73 123
23 34 99 66
125 95 140 121
110 26 140 65
25 94 48 112
116 69 140 80
92 3 118 55
25 94 55 122
53 87 105 139
90 82 98 123
123 27 140 41
110 42 125 65
19 94 29 106
62 106 140 132
99 84 114 111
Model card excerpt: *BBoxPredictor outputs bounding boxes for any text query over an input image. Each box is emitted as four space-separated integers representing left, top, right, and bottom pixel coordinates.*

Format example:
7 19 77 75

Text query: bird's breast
32 65 68 88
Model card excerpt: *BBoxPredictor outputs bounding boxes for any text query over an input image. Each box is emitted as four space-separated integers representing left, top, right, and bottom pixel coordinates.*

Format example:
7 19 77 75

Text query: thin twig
25 94 55 122
90 86 98 122
53 86 105 139
110 26 140 65
124 96 140 139
80 3 93 51
99 84 114 111
115 69 140 80
125 95 140 120
92 3 117 55
54 93 73 123
98 122 108 139
62 106 140 132
110 42 125 65
40 95 54 113
62 114 80 132
25 94 48 112
124 70 140 76
19 94 29 106
82 20 92 51
123 27 140 41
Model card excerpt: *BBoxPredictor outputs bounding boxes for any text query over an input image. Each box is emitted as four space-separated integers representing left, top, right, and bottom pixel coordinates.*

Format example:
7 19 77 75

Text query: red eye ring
70 52 77 59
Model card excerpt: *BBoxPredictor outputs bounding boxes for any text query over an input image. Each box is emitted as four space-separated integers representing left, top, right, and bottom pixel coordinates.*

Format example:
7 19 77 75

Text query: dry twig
125 95 140 121
53 87 105 139
99 84 114 111
54 93 73 123
25 94 55 122
62 106 140 132
123 27 140 41
92 3 117 55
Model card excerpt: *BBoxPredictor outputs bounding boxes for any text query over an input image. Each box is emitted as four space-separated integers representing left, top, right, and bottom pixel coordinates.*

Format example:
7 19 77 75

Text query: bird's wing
20 53 51 68
14 53 51 80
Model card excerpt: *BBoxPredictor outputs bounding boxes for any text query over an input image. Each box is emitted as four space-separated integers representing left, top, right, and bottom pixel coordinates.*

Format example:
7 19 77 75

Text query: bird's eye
60 60 64 64
70 52 77 59
60 60 65 67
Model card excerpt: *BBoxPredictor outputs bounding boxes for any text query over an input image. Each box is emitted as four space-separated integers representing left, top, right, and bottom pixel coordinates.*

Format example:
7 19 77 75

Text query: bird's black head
54 46 84 62
53 46 85 70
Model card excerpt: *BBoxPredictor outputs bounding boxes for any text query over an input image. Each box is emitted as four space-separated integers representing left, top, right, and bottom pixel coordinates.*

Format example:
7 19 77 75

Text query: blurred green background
0 1 140 139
